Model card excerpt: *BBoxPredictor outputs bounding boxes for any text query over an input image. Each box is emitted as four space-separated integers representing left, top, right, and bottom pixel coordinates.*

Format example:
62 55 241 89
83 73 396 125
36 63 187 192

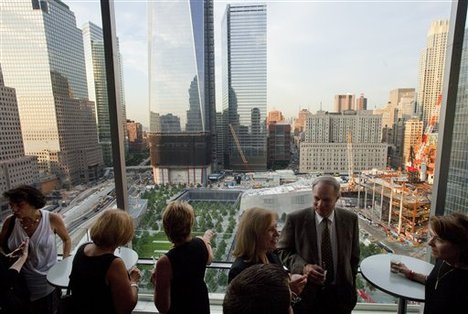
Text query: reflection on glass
222 4 267 171
444 20 468 215
148 0 216 185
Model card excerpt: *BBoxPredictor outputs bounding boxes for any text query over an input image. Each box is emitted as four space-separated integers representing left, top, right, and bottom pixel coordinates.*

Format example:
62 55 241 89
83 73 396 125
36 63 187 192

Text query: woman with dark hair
0 185 71 314
69 209 141 314
151 201 214 314
392 213 468 313
228 208 307 299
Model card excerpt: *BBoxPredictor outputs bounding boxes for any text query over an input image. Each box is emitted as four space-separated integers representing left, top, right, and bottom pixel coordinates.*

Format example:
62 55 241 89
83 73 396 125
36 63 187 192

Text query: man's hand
289 274 308 295
303 264 326 285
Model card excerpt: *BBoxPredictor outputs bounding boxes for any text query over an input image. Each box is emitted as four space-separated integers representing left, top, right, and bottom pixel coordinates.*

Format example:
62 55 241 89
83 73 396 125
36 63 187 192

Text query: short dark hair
223 264 291 314
430 213 468 264
3 185 46 209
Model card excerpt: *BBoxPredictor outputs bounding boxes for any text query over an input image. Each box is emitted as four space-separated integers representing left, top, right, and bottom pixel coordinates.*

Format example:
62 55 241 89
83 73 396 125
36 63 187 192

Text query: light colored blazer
277 207 360 292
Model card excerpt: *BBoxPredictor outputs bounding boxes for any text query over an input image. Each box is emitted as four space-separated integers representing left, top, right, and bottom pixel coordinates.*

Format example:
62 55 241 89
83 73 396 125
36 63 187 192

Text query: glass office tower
0 0 103 185
222 4 267 171
444 31 468 215
82 22 127 166
148 0 216 184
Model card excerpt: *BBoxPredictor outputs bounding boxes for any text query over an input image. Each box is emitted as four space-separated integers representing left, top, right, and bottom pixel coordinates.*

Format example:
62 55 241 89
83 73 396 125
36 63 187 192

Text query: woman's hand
129 266 141 284
9 238 29 272
289 273 308 295
391 262 411 277
202 229 215 243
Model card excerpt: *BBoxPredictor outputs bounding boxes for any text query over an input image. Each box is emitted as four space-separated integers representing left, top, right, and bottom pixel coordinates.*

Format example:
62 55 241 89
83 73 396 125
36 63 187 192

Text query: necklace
435 261 455 290
20 214 41 230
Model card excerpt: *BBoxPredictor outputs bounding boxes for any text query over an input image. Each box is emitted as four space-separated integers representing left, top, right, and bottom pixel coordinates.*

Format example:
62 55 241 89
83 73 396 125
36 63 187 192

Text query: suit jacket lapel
305 208 319 263
334 208 344 272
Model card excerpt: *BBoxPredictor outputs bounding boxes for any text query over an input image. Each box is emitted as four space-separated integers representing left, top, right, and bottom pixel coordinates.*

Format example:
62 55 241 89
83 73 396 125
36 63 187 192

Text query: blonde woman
69 209 141 314
228 208 307 297
152 201 214 314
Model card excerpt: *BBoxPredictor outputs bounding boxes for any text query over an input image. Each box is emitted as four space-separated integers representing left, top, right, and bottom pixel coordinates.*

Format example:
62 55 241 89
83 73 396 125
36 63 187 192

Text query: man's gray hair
312 176 341 197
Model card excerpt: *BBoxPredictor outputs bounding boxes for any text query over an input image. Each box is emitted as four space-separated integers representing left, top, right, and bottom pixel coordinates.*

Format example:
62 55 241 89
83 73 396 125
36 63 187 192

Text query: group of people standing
225 176 360 314
224 176 468 314
1 176 468 314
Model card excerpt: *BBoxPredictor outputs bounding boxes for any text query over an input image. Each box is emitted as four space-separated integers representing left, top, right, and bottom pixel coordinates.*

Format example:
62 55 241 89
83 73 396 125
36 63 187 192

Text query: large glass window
4 0 466 309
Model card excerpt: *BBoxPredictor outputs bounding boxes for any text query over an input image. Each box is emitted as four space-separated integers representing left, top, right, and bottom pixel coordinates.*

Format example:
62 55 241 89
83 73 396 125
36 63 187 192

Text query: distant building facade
126 120 145 152
267 110 285 125
82 22 127 166
355 94 368 111
402 118 423 167
267 123 291 170
293 109 310 134
148 0 216 184
299 110 387 173
0 0 103 185
334 94 355 112
0 65 38 195
417 20 449 129
222 3 267 171
215 112 225 170
443 31 468 215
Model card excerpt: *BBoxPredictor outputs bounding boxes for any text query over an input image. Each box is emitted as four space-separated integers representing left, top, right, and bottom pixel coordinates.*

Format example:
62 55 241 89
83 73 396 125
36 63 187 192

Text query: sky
65 0 452 128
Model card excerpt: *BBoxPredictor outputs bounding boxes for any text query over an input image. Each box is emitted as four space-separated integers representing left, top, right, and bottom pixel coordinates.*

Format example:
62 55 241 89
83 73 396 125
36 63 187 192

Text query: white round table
360 254 433 314
47 247 139 288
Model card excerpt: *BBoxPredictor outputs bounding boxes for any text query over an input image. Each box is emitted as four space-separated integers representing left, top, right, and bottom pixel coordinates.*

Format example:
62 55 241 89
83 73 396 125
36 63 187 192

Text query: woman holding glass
228 207 307 300
69 209 141 314
392 213 468 314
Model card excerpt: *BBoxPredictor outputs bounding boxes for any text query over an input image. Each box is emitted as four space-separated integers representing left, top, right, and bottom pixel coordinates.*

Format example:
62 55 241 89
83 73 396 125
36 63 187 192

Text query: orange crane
409 94 442 181
347 130 356 190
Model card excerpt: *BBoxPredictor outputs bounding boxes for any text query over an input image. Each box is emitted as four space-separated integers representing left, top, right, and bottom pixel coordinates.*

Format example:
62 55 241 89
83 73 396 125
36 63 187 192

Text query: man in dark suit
277 176 360 314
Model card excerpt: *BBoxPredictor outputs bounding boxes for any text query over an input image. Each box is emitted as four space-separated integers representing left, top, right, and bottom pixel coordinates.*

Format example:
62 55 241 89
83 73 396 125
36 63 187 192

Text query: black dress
424 260 468 314
0 254 30 314
166 237 210 314
69 243 118 314
228 251 283 283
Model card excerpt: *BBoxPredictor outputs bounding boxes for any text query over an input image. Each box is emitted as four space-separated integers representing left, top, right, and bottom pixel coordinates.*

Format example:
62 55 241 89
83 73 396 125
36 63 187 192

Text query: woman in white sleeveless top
0 185 71 314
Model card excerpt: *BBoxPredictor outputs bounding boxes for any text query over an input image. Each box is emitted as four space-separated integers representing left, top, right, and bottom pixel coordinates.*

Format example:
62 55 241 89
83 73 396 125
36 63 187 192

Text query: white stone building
299 110 387 174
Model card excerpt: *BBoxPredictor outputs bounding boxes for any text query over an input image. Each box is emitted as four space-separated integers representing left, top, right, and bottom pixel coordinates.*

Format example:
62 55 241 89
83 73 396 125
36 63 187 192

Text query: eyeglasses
428 233 445 243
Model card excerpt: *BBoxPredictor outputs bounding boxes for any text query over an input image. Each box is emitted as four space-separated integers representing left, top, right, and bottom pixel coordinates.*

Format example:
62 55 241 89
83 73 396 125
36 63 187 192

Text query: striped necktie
321 217 334 283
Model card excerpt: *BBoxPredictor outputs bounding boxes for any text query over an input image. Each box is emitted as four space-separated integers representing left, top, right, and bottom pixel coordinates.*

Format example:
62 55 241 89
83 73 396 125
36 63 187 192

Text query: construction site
353 172 432 245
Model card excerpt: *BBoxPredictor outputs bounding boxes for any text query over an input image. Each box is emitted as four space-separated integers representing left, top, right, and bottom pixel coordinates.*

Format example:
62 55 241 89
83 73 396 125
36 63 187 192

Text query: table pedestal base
398 298 407 314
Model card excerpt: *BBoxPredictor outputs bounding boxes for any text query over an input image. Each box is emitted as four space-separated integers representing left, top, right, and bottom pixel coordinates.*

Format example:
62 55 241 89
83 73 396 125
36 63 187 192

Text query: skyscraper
0 0 103 185
267 110 285 125
300 110 387 173
222 4 267 171
148 0 216 184
417 20 449 129
444 31 468 215
355 94 368 111
82 22 127 166
402 118 423 167
334 94 355 112
0 65 38 195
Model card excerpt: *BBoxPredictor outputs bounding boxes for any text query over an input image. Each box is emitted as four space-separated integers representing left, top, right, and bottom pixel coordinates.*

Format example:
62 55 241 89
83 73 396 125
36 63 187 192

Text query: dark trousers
30 288 61 314
294 284 356 314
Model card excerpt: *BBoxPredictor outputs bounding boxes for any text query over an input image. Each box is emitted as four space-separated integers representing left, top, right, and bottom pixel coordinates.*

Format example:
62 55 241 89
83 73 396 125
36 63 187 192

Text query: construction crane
228 124 249 172
410 94 442 181
347 130 356 190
